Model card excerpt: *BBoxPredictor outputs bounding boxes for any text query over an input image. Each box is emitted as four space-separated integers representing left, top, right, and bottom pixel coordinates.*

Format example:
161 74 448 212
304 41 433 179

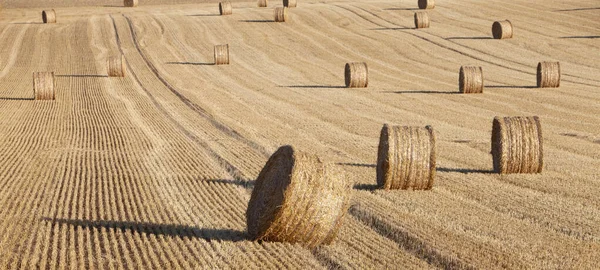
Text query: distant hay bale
107 55 126 77
376 125 436 190
42 10 56 24
283 0 297 8
414 12 429 29
492 20 513 39
214 44 230 65
219 2 232 15
274 7 288 22
537 61 560 88
344 62 368 88
459 66 483 94
418 0 435 9
491 116 543 174
33 72 55 101
258 0 268 7
246 145 352 248
124 0 138 7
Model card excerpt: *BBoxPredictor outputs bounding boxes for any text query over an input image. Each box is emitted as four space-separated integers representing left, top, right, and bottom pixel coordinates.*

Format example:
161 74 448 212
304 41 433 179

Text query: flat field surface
0 0 599 268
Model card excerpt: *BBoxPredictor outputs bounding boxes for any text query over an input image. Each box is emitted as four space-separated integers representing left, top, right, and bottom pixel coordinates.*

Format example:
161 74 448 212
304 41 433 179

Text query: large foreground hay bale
219 2 232 15
274 7 288 22
214 44 230 65
283 0 297 8
491 116 543 174
459 66 483 94
492 20 513 39
107 55 126 77
377 125 436 190
258 0 268 7
418 0 434 9
124 0 138 7
42 10 56 24
414 11 430 29
33 72 55 100
537 61 560 88
344 62 368 88
246 145 352 248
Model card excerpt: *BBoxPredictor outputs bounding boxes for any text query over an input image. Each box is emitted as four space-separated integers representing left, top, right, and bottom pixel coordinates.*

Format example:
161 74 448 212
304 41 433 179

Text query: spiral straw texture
33 72 55 101
344 62 368 88
459 66 483 93
537 62 560 88
492 20 513 39
491 116 544 174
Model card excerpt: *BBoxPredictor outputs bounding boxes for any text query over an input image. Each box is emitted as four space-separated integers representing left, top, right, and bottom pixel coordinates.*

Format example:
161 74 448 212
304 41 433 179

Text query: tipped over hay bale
459 66 483 94
377 125 436 190
219 2 232 15
345 62 368 88
537 62 560 88
214 44 230 65
42 10 56 24
246 145 352 248
283 0 297 8
33 72 55 101
274 7 288 22
492 20 513 39
491 116 543 174
107 55 126 77
124 0 138 7
258 0 268 7
414 12 430 29
418 0 435 9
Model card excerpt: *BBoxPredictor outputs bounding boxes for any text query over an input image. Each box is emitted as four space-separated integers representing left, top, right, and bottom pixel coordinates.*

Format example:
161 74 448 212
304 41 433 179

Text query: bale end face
33 72 55 101
492 20 513 39
491 116 543 174
344 62 368 88
414 12 430 29
274 7 288 22
459 66 483 94
418 0 435 9
42 10 56 24
537 62 560 88
283 0 297 8
124 0 139 7
257 0 268 7
219 2 232 15
107 55 127 77
214 44 230 65
246 145 352 248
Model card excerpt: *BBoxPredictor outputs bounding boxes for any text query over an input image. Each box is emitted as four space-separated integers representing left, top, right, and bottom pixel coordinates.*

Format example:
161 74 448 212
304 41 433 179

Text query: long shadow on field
370 27 413 30
11 22 44 24
239 20 274 23
554 7 600 12
446 36 493 40
0 97 34 100
485 85 537 89
437 167 494 174
354 184 378 191
383 8 420 11
43 217 247 242
56 74 109 78
386 90 458 94
284 85 347 89
337 162 376 168
166 61 214 66
560 36 600 39
205 179 255 189
188 14 220 17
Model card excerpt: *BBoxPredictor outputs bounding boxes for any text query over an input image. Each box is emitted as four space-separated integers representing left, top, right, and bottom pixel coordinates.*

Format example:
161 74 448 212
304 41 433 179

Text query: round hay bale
414 11 430 29
124 0 139 7
491 116 543 174
376 125 436 190
214 44 230 65
418 0 435 9
274 7 288 22
459 66 483 94
283 0 297 8
33 72 55 101
492 20 513 39
107 55 126 77
257 0 268 7
537 61 560 88
246 145 352 248
42 10 56 24
219 2 232 15
344 62 368 88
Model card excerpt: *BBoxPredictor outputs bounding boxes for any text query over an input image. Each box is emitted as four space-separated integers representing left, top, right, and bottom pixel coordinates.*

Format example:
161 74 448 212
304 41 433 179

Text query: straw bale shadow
166 62 214 66
205 179 255 188
239 20 273 23
485 85 537 89
559 36 600 39
353 183 378 191
284 85 346 89
337 162 376 168
383 8 420 11
554 7 600 12
387 90 458 94
12 22 44 24
446 36 493 40
188 14 220 17
370 27 412 30
437 167 494 174
0 97 34 101
56 74 109 78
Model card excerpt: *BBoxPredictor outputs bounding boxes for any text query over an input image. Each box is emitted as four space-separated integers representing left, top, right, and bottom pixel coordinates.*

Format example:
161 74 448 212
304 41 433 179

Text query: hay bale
418 0 435 9
537 61 560 88
459 66 483 94
258 0 268 7
344 62 368 88
491 116 543 174
492 20 513 39
246 145 352 248
376 125 436 190
214 44 230 65
414 11 430 29
219 2 232 15
283 0 297 8
42 10 56 24
274 7 288 22
107 55 126 77
33 72 55 101
124 0 138 7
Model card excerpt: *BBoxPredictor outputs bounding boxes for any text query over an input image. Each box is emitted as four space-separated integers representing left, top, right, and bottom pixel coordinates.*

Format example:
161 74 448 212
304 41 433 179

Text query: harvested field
0 0 599 268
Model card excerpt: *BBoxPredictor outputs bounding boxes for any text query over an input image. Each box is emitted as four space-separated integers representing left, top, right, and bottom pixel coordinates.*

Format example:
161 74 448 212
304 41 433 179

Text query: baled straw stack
274 7 288 22
414 12 430 29
42 10 56 24
492 20 513 39
283 0 297 8
459 66 484 94
246 145 352 248
418 0 435 9
124 0 139 7
258 0 268 7
107 55 126 77
491 116 543 174
376 125 437 190
214 44 230 65
537 61 560 88
33 72 55 101
219 2 232 15
344 62 368 88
